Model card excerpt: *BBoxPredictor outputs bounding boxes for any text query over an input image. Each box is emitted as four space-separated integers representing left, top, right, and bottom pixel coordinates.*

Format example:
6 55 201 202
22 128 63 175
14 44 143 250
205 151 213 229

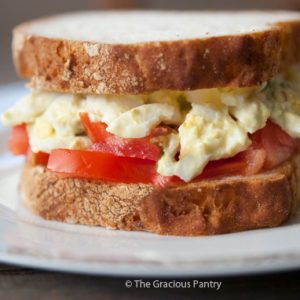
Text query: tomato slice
4 115 288 186
252 121 295 169
27 150 50 165
199 158 247 179
8 125 49 164
80 113 162 161
152 174 179 187
8 125 29 155
243 148 266 175
274 125 296 148
80 113 109 143
47 149 159 184
46 121 298 186
47 149 249 186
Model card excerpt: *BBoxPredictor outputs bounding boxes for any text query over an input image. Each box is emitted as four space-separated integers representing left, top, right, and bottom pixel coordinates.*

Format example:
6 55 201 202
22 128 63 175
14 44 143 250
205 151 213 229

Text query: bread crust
12 17 300 94
20 155 300 236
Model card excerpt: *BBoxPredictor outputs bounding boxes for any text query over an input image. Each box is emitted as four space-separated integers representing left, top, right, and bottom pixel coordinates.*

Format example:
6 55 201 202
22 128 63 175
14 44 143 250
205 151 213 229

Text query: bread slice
20 154 300 236
13 11 300 95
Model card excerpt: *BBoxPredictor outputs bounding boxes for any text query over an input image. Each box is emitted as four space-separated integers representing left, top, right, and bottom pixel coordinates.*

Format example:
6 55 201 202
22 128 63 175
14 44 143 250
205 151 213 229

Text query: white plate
1 83 300 277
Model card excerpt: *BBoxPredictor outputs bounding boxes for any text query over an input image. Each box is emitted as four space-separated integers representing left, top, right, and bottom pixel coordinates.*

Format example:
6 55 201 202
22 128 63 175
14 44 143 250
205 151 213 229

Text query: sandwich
2 11 300 236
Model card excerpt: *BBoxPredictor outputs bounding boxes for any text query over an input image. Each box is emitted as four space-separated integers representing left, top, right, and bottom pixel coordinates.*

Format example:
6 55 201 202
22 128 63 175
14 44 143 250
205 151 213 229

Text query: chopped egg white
107 103 182 138
263 72 300 138
2 67 300 182
1 91 182 153
158 101 255 181
1 91 60 126
222 90 270 134
84 94 145 123
28 94 91 152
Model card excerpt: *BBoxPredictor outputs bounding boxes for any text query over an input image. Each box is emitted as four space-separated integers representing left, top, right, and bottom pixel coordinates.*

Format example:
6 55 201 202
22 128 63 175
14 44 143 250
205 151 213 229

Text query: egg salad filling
2 68 300 182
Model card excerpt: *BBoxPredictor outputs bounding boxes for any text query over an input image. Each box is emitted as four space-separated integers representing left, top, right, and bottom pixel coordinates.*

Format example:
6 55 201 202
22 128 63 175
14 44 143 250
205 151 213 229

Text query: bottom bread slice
20 155 300 236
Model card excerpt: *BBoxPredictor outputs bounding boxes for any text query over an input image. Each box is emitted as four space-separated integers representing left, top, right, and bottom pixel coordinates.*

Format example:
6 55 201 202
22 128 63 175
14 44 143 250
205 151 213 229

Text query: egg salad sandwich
2 11 300 236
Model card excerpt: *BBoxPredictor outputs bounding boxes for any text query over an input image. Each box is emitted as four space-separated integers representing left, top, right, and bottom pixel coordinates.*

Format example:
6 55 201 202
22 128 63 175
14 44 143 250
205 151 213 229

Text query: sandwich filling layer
2 67 300 183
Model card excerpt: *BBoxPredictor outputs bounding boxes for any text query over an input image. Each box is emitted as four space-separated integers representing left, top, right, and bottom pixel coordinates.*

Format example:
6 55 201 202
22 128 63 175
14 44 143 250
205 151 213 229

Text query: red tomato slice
258 121 295 169
80 113 109 142
27 150 50 165
47 149 247 187
47 149 158 184
152 174 181 187
8 125 29 155
274 125 296 148
242 147 266 175
80 113 161 161
198 157 247 179
263 141 293 169
8 125 48 165
46 121 298 186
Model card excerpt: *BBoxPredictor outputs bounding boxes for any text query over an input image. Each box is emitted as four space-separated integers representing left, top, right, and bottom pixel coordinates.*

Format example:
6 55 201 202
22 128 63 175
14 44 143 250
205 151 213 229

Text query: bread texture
13 11 300 95
20 154 300 236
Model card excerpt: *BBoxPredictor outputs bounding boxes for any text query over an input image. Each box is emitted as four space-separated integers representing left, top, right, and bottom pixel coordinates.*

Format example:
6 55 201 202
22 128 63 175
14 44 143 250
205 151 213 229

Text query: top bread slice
13 11 300 95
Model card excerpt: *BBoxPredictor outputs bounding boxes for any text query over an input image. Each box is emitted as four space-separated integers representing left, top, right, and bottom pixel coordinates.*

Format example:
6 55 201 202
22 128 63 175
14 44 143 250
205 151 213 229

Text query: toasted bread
13 11 300 95
20 154 300 236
